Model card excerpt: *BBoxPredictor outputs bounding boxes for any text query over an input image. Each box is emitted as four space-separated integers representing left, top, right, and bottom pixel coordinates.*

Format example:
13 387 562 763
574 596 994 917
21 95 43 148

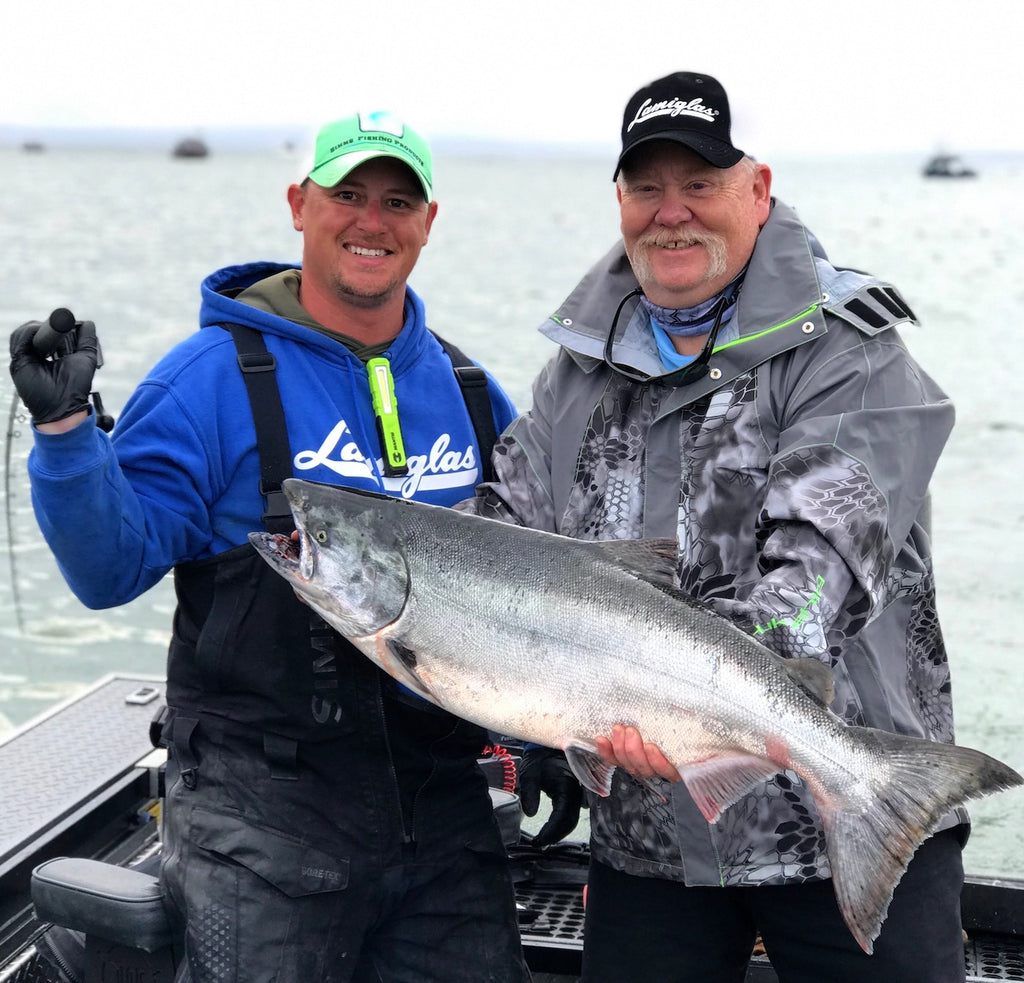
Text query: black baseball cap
614 71 744 178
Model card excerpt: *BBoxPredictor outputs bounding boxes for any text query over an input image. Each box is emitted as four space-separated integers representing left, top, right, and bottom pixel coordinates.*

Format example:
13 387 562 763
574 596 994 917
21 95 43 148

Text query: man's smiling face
617 141 771 309
291 156 437 312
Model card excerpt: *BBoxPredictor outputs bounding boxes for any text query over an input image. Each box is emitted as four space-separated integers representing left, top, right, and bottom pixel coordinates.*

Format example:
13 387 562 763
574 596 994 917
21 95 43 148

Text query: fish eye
314 528 329 544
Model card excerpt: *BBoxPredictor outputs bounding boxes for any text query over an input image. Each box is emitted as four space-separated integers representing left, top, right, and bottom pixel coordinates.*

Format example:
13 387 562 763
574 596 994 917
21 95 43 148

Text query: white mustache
635 230 722 251
628 229 729 283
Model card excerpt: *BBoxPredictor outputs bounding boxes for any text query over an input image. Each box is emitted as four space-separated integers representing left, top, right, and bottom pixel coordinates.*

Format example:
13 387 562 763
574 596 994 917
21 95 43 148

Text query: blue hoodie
28 262 517 608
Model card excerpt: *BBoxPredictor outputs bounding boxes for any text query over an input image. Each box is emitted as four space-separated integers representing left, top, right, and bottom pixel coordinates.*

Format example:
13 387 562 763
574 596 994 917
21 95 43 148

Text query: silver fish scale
382 508 855 786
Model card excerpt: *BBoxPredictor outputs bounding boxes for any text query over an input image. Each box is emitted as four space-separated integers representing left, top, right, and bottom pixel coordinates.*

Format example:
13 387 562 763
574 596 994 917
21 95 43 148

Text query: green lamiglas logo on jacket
752 574 826 637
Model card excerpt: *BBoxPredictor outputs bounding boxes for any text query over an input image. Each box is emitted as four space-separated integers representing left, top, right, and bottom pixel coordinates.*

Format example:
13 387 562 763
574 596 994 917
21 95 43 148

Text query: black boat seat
32 856 173 953
31 856 179 982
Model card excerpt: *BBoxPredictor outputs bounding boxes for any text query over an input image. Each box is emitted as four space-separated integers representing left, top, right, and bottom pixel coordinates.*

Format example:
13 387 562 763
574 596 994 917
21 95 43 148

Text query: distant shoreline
3 124 1022 166
0 123 617 159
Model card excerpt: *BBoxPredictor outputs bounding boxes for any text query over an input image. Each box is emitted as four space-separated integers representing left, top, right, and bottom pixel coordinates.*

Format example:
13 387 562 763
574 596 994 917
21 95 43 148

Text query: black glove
9 319 100 424
518 747 583 848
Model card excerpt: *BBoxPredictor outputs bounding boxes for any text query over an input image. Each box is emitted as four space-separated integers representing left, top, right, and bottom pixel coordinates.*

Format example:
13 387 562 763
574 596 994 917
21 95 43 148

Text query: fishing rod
3 389 28 633
3 309 115 633
29 308 115 431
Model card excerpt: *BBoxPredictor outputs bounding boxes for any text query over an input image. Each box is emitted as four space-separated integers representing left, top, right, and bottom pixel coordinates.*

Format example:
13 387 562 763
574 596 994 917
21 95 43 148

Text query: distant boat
21 141 44 153
922 153 976 178
172 137 209 159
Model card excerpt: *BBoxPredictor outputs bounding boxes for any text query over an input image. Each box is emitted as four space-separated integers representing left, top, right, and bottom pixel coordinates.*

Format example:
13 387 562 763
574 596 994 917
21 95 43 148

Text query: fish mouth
249 531 306 580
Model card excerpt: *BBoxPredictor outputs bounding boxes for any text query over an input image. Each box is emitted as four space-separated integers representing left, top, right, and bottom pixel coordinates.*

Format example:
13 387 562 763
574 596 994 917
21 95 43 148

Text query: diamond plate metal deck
516 882 1024 981
0 674 162 872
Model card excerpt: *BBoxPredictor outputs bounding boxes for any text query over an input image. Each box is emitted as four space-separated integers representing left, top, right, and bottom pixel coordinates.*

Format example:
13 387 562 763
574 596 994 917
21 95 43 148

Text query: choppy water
1 145 1022 877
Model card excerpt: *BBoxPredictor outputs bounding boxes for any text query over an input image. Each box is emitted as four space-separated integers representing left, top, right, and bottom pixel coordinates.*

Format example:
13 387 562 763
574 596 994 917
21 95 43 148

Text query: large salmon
249 478 1022 953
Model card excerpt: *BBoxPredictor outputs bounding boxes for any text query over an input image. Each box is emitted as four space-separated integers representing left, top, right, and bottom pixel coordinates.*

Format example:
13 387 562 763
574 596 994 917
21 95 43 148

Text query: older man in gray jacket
464 72 966 982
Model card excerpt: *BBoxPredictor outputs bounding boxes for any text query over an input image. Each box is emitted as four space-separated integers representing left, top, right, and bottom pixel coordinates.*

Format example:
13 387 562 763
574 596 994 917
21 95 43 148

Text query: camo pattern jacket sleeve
456 356 563 533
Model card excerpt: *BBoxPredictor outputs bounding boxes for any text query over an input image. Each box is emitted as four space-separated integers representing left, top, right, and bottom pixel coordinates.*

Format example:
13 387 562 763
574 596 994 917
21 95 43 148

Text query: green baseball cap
306 111 433 202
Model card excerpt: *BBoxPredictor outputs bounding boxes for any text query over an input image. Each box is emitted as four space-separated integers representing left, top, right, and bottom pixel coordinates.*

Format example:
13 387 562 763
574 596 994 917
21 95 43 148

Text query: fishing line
4 390 28 633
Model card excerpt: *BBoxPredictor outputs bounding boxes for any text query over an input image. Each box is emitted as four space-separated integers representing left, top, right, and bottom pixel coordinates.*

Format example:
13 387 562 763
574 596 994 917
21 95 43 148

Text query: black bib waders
158 325 529 982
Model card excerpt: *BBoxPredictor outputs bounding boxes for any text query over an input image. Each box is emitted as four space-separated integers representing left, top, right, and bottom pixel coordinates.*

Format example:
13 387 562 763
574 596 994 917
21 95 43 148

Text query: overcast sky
4 0 1022 158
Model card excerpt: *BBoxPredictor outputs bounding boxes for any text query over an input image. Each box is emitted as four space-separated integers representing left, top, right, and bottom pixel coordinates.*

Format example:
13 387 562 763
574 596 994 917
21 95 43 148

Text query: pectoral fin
378 638 442 707
679 755 783 823
565 743 617 797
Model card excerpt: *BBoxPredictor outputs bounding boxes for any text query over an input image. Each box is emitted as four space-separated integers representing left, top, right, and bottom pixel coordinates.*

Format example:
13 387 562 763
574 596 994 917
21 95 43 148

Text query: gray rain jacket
467 199 962 887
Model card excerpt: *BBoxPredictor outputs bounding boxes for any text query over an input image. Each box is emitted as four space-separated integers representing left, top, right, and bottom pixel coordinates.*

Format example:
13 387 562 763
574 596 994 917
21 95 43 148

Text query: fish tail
819 730 1022 954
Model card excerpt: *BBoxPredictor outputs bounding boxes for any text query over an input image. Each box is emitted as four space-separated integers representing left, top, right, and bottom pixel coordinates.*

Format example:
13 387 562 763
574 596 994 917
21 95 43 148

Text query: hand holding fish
597 724 682 784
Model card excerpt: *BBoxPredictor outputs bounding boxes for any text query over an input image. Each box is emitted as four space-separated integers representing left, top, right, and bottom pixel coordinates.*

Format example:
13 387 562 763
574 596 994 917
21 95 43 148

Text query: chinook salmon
250 478 1022 954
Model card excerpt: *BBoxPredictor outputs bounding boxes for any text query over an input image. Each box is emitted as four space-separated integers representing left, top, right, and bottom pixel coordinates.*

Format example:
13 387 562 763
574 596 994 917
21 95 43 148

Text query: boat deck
2 675 1024 982
517 878 1024 981
0 675 164 870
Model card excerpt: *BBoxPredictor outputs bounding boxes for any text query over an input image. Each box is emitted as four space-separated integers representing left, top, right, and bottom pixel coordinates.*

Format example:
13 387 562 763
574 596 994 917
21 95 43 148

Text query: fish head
248 479 409 638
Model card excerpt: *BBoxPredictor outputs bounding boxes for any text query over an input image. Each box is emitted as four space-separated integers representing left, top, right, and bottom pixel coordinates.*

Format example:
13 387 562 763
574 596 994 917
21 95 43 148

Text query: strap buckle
237 351 276 373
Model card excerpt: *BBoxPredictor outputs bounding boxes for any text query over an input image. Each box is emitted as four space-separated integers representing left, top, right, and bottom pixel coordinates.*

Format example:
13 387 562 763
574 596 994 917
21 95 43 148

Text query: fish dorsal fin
780 656 835 708
679 754 783 823
565 742 617 797
591 538 678 589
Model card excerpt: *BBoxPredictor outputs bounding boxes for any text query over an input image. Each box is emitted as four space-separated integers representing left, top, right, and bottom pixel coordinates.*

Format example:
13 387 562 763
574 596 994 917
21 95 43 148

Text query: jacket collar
200 262 432 376
540 199 829 381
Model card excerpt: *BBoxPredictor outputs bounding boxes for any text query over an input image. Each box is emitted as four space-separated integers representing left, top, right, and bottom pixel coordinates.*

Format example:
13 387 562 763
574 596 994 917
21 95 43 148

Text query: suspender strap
432 333 497 483
226 323 295 532
164 713 200 789
227 322 497 511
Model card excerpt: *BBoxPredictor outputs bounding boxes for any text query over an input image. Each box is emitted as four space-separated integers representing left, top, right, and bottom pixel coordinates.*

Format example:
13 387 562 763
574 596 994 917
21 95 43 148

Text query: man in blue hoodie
9 112 528 983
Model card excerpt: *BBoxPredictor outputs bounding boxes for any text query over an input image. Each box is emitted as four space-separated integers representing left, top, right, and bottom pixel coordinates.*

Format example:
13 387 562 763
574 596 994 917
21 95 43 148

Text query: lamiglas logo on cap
325 111 425 168
627 96 719 132
323 111 427 171
358 110 405 138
